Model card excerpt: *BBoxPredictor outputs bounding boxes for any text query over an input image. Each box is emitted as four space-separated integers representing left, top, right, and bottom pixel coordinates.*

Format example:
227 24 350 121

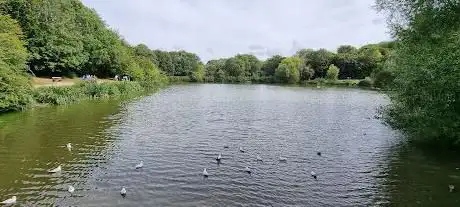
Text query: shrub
358 77 373 87
169 76 191 83
33 86 84 105
325 64 340 80
0 65 34 112
33 80 149 106
373 70 394 89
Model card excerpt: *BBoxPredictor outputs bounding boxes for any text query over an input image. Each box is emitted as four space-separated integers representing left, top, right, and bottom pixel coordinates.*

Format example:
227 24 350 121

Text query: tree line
127 42 396 86
0 0 166 82
0 0 396 88
0 0 167 113
0 0 395 113
201 42 394 85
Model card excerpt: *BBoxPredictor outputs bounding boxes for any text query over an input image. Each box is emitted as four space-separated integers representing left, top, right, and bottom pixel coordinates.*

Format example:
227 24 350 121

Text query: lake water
0 84 459 206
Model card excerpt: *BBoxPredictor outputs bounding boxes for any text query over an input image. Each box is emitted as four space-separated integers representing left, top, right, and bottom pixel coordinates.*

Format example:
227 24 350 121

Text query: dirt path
32 77 112 88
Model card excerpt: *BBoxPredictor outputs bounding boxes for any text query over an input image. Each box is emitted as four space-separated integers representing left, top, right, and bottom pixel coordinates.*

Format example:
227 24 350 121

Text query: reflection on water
384 144 460 206
0 84 459 206
0 100 123 206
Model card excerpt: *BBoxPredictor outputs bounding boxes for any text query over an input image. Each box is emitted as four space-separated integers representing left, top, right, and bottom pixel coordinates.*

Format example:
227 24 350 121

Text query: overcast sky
81 0 390 61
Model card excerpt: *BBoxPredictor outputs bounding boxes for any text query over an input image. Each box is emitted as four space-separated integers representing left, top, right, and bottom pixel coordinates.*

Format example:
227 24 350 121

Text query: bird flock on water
1 142 143 205
1 142 457 205
202 145 318 180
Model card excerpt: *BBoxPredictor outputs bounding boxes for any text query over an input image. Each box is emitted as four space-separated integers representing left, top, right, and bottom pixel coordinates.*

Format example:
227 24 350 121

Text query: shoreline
1 81 379 116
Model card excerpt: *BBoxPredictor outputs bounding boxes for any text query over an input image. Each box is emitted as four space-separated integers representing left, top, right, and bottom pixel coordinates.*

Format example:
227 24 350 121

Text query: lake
0 84 459 206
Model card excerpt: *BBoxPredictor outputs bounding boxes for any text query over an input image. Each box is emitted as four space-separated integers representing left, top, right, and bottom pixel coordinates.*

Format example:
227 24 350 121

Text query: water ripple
4 84 451 206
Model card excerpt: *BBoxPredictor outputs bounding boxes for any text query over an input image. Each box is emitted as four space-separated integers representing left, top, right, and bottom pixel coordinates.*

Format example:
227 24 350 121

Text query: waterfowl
68 185 75 193
48 165 62 173
202 168 209 177
244 167 251 174
0 196 16 204
135 161 144 169
311 171 317 179
120 187 127 197
66 143 72 151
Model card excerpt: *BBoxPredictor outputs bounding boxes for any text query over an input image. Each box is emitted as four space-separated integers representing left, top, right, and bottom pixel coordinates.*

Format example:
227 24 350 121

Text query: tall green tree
223 57 246 82
376 0 460 146
153 50 174 75
204 59 226 82
0 14 33 112
169 50 201 76
133 44 158 66
337 45 358 54
275 56 301 84
297 48 334 78
325 64 340 80
235 54 262 82
261 55 284 82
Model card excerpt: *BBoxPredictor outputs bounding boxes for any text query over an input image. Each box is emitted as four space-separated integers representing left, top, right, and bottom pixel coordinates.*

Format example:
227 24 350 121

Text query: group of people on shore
81 74 97 81
80 74 131 81
113 75 130 81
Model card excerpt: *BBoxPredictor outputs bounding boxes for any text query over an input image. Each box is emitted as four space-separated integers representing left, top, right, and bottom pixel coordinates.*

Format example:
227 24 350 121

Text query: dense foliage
377 0 460 147
0 0 397 115
0 0 394 87
0 0 167 82
0 14 33 113
326 64 340 80
34 81 150 105
199 42 394 84
0 0 167 113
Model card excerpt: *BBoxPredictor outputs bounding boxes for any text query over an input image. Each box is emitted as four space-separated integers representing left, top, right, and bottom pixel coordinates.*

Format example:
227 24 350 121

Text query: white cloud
81 0 391 61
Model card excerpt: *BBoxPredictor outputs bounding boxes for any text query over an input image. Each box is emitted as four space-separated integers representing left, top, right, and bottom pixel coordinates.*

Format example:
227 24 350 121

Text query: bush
358 77 373 87
190 64 205 82
33 81 150 106
0 65 34 112
373 70 394 89
34 85 84 105
169 76 191 83
325 64 340 80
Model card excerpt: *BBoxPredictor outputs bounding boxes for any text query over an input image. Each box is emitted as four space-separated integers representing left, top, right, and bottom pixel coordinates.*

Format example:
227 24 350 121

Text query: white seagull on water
135 161 144 169
66 143 72 151
68 185 75 193
120 187 127 196
0 196 16 205
48 165 62 173
202 168 209 177
244 167 251 173
311 171 317 179
239 147 245 153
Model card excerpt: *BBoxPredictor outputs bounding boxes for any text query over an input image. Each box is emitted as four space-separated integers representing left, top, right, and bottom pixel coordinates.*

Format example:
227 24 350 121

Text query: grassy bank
170 75 375 89
304 79 361 87
33 80 164 106
31 77 114 88
168 76 192 83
